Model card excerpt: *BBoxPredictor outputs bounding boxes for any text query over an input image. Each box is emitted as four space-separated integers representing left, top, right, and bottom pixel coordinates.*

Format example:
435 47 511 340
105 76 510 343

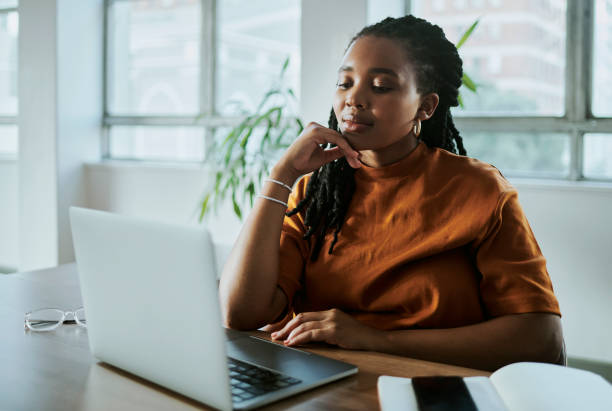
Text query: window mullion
0 116 18 125
565 0 594 180
404 0 412 15
201 0 216 161
102 0 111 158
201 0 215 116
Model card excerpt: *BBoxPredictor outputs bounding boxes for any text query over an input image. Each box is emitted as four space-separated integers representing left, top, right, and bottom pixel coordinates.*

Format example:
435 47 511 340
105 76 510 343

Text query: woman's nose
345 86 368 109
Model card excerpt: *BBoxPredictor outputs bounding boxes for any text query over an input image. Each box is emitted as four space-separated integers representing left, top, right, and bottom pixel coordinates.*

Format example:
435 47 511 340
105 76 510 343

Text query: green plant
456 19 480 107
198 57 303 221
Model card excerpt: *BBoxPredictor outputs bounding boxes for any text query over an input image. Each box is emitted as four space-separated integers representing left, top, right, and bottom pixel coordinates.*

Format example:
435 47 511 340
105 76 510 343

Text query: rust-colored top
277 140 561 330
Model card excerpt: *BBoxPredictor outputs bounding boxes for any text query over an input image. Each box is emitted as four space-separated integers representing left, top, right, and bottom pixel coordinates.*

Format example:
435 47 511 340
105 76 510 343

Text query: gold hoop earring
413 120 421 138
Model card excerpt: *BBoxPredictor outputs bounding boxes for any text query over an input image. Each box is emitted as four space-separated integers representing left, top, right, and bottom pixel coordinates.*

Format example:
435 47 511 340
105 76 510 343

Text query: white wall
300 0 367 124
0 158 18 271
18 0 102 271
513 182 612 363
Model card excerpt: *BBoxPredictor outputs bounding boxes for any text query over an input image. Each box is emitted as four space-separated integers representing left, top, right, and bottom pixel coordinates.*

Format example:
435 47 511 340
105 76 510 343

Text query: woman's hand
270 308 382 350
275 122 361 181
259 311 292 333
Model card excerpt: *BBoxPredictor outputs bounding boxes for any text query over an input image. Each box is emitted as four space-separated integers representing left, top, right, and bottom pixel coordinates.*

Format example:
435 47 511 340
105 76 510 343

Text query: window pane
462 132 570 178
592 0 612 117
0 1 17 9
109 126 205 161
107 0 201 115
216 0 300 115
0 10 18 115
412 0 566 116
583 134 612 179
0 124 18 154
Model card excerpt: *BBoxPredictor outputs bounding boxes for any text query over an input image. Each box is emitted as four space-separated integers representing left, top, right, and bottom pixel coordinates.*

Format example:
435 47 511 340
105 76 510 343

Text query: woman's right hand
275 122 361 181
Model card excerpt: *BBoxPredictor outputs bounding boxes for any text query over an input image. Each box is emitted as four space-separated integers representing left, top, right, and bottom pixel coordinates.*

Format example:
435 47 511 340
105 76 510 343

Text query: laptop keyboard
228 357 302 404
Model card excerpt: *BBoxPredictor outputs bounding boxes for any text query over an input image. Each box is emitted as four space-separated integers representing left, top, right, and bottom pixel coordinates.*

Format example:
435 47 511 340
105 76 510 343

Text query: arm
219 123 361 330
371 312 564 371
272 309 564 372
218 164 297 330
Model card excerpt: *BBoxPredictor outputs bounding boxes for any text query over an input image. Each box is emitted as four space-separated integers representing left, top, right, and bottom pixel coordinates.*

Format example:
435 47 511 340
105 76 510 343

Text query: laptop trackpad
226 336 340 380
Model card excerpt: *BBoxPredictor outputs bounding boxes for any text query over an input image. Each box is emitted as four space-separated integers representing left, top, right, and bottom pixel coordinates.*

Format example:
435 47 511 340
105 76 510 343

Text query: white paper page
490 362 612 411
377 375 508 411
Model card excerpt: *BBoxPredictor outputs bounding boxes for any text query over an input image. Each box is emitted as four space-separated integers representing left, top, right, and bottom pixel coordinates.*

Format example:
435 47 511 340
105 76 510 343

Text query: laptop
69 207 357 410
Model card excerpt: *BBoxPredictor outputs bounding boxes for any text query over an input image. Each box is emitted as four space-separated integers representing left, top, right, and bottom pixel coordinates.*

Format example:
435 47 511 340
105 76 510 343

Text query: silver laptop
69 207 357 410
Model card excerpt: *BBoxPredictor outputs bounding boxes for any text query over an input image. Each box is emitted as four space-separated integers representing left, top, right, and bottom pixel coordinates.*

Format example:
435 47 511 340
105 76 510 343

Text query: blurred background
0 0 610 380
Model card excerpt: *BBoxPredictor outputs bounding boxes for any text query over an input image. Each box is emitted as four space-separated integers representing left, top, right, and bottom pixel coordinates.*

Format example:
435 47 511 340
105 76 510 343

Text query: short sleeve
276 176 311 309
474 190 561 318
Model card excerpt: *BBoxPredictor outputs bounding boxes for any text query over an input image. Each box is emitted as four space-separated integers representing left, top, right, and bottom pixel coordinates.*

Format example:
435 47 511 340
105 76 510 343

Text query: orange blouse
277 140 561 330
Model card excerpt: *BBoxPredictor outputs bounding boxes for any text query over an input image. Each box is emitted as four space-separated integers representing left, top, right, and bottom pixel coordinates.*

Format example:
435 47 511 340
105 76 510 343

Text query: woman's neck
358 136 420 168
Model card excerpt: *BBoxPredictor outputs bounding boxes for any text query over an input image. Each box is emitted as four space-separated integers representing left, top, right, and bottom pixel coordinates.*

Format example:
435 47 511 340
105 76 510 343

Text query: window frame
102 0 611 182
102 0 218 161
411 0 611 182
0 4 18 159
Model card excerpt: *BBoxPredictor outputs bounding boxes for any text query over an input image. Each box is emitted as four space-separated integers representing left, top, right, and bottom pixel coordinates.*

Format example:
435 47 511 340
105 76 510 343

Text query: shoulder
425 144 514 198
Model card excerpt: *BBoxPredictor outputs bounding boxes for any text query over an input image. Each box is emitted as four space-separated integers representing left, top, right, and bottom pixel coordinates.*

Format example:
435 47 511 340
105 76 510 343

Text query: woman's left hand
270 308 382 350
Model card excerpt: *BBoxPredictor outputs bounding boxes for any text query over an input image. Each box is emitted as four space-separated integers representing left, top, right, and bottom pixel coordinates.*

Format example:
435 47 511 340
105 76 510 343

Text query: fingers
271 311 325 341
260 311 292 332
286 328 331 347
307 123 361 169
281 320 326 346
317 128 361 168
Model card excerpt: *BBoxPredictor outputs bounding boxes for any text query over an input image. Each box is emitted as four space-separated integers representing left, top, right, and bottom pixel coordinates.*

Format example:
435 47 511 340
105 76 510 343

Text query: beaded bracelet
256 194 288 208
264 178 293 193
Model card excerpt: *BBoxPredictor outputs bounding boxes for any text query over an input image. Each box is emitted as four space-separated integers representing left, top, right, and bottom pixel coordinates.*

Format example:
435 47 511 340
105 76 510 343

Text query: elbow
527 314 566 366
221 299 269 331
222 308 258 331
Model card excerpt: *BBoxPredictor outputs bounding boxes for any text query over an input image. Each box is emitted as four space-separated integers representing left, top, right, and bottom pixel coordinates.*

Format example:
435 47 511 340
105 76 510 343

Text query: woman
219 15 564 372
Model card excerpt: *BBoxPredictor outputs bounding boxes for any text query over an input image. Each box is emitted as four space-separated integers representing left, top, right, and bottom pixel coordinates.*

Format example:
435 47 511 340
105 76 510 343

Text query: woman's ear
417 93 440 121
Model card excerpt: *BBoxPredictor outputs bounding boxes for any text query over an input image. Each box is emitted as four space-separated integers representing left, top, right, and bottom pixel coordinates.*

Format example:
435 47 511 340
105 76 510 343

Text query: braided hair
287 15 467 261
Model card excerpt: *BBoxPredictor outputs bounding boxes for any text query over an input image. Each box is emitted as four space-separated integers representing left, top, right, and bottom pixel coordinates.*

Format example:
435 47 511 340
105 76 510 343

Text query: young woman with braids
219 16 564 371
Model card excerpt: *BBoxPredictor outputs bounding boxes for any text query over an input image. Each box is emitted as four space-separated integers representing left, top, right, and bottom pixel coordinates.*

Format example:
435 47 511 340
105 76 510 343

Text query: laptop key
227 357 302 404
239 391 256 400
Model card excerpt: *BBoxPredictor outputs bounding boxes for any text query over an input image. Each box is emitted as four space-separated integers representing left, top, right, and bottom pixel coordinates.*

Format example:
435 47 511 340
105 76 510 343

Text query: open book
378 362 612 411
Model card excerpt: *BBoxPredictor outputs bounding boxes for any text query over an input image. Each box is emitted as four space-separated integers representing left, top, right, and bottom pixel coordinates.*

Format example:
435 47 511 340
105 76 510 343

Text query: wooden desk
0 264 490 410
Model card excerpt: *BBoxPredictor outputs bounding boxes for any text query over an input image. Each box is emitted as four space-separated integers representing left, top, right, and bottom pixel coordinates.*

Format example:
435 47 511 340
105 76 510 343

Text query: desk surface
0 264 490 411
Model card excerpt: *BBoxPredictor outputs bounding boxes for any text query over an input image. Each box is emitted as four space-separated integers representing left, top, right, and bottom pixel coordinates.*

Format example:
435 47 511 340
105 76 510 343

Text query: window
0 0 17 156
405 0 612 182
104 0 300 162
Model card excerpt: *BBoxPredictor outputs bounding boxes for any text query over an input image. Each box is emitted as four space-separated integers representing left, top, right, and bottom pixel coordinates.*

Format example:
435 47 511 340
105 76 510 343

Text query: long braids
287 15 466 261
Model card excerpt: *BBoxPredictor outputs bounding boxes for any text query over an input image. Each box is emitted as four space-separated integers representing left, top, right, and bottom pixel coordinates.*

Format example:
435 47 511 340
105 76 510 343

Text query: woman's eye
373 85 392 93
336 82 350 89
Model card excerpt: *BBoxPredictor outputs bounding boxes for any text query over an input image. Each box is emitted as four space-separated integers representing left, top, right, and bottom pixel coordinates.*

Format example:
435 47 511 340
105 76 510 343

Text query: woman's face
333 36 436 152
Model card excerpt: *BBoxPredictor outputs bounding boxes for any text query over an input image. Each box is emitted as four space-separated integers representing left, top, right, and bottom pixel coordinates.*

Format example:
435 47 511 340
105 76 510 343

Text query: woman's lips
343 120 373 133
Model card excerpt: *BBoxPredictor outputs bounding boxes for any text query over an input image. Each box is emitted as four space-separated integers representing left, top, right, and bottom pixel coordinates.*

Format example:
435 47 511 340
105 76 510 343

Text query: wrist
270 162 301 186
362 327 389 352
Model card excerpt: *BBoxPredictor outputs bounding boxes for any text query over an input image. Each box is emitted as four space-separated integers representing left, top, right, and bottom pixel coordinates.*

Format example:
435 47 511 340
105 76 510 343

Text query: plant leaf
274 125 289 145
456 19 479 49
246 181 255 207
457 93 464 108
280 56 290 77
462 72 477 92
260 118 273 152
199 193 211 221
256 89 281 113
296 118 304 134
214 171 223 196
232 191 242 220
